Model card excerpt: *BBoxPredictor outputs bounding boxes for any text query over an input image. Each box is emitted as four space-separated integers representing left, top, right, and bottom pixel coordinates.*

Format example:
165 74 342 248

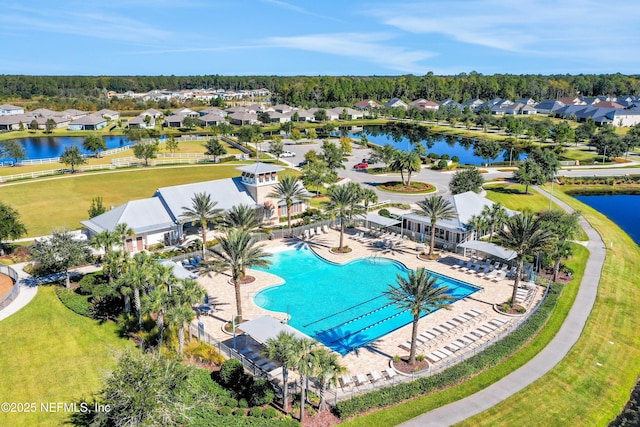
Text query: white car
279 151 296 158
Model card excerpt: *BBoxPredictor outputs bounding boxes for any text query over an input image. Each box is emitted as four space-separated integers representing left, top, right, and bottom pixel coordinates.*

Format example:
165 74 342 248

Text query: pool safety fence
0 265 20 310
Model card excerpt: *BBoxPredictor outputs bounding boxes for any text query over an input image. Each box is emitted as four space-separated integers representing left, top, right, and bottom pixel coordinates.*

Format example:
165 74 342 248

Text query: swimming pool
254 245 480 355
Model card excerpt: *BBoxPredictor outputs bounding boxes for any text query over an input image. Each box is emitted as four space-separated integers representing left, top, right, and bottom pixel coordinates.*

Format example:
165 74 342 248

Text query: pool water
254 245 480 354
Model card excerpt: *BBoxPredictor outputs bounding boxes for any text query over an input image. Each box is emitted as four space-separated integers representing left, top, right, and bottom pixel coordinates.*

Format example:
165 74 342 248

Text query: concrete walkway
400 186 606 427
0 263 38 322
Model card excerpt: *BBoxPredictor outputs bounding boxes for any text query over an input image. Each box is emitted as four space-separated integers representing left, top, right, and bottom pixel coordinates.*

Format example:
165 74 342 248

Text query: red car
353 162 369 170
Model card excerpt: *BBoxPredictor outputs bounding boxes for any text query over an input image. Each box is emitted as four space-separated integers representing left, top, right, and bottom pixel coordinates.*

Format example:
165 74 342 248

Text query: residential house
95 109 120 120
267 111 292 124
199 113 226 127
66 114 106 130
0 114 30 131
199 107 227 117
608 108 640 127
354 99 382 110
34 116 70 130
534 99 565 115
462 99 485 111
171 108 198 118
61 109 88 121
328 107 364 120
0 104 24 116
559 97 586 106
229 111 260 126
127 115 155 129
141 108 163 119
384 98 409 109
271 104 293 114
439 99 463 110
164 114 186 127
410 99 439 110
29 108 58 118
294 109 315 122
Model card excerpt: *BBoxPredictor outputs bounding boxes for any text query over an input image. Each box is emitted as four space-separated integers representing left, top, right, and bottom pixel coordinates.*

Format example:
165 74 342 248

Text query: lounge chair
459 258 476 272
451 259 465 269
340 375 354 388
316 226 322 235
356 373 369 386
492 270 507 282
384 367 397 380
426 353 440 363
303 229 309 239
322 224 329 233
369 371 383 382
484 269 499 280
309 228 315 238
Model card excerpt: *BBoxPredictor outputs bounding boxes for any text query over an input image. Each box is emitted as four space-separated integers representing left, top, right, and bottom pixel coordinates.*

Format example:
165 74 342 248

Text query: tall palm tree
550 240 573 282
498 212 555 307
481 202 508 242
168 303 194 357
220 204 260 232
415 195 457 256
324 184 365 251
465 214 489 241
262 332 299 412
180 192 223 259
143 286 170 346
122 252 154 329
384 268 455 364
360 187 378 213
268 175 309 236
309 347 346 412
174 279 206 307
292 338 317 424
208 229 271 320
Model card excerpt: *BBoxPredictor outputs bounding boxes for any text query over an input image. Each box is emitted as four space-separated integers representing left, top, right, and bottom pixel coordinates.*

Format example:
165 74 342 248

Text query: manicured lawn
0 165 244 237
484 182 558 212
458 190 640 426
0 286 132 426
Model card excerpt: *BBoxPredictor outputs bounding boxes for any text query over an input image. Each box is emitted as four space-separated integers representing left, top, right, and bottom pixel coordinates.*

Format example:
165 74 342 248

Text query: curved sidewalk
0 263 38 322
400 187 606 427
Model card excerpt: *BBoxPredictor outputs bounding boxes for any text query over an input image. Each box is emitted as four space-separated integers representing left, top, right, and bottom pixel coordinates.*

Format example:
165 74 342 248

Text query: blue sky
1 0 639 76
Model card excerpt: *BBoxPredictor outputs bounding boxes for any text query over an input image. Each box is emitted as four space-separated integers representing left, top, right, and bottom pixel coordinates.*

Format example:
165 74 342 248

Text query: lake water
2 135 135 162
575 194 640 245
356 124 525 165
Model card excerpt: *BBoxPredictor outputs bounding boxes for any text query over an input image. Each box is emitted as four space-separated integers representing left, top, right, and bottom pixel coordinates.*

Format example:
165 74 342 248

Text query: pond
1 135 138 163
351 123 525 165
574 194 640 245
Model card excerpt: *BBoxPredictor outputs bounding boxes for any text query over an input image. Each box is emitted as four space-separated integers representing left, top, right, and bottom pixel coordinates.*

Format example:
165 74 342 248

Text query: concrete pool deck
195 228 542 389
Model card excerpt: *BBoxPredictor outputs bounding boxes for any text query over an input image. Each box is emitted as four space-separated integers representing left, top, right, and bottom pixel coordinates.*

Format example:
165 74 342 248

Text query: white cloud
370 0 640 59
260 0 342 22
264 33 437 74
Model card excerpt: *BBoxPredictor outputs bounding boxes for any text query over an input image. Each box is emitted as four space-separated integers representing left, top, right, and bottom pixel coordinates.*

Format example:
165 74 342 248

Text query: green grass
0 165 245 237
0 286 132 426
484 183 558 212
457 190 640 426
340 242 588 426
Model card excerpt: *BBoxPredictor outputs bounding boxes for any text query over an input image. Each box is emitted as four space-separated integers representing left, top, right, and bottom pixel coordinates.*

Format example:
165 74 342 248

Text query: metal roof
457 240 517 260
80 197 175 234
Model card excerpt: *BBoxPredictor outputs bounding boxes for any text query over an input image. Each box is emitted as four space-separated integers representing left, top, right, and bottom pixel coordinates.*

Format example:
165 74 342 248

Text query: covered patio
457 240 517 262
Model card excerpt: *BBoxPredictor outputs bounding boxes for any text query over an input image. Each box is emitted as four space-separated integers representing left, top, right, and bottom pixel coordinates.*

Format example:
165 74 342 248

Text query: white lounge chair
384 367 397 380
316 226 322 235
369 371 383 382
322 224 329 233
356 373 369 386
340 375 354 388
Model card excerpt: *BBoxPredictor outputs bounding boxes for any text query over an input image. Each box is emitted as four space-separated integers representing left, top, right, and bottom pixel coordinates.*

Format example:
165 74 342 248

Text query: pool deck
196 228 542 394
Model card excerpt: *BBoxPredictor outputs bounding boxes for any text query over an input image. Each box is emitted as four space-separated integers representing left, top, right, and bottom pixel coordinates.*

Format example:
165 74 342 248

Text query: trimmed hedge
55 287 91 317
185 407 298 427
335 283 562 419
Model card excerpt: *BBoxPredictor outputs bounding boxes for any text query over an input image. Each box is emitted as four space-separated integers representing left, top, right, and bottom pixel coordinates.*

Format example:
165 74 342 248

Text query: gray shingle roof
236 163 284 175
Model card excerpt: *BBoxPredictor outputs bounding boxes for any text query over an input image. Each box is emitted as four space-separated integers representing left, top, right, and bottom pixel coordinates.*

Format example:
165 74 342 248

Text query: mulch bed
393 357 430 374
230 275 256 285
379 181 434 193
0 274 14 298
303 410 341 427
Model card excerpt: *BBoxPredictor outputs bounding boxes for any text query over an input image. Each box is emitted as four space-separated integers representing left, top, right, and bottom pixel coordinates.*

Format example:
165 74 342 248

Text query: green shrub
218 406 233 416
233 408 246 417
416 354 426 362
378 208 391 218
250 379 275 406
335 283 563 419
441 154 450 160
249 407 263 417
55 287 91 317
219 359 244 386
238 398 248 408
451 155 460 163
262 407 278 419
226 398 238 408
148 242 165 251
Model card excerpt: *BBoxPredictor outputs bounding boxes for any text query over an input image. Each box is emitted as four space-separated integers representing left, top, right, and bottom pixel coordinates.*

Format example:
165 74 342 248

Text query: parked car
353 162 369 170
297 160 309 167
280 151 296 158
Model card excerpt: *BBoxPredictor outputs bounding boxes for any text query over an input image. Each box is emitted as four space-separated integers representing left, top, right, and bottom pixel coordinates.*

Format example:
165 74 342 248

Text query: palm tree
292 338 317 424
174 279 206 307
267 175 309 236
309 347 346 412
262 332 299 412
143 286 170 346
360 188 378 213
168 303 194 357
498 212 555 307
180 192 223 259
414 195 457 256
384 268 455 364
390 151 421 186
550 240 573 282
113 223 135 250
122 252 154 329
90 230 119 257
220 204 260 232
324 184 365 251
465 214 489 241
481 202 508 242
208 229 271 320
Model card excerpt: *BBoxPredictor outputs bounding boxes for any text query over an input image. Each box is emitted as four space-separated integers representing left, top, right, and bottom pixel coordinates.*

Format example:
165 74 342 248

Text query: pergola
238 315 309 344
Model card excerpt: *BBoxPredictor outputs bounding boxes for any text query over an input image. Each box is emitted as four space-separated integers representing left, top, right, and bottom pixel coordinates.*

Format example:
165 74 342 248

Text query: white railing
78 164 116 172
0 169 65 182
18 157 61 166
158 153 208 159
101 145 133 156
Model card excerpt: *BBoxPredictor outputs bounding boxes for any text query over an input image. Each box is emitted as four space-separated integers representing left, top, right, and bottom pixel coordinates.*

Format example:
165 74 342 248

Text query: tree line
1 73 639 106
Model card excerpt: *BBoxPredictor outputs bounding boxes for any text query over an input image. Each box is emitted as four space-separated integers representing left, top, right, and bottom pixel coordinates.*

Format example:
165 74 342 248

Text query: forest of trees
1 73 639 108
